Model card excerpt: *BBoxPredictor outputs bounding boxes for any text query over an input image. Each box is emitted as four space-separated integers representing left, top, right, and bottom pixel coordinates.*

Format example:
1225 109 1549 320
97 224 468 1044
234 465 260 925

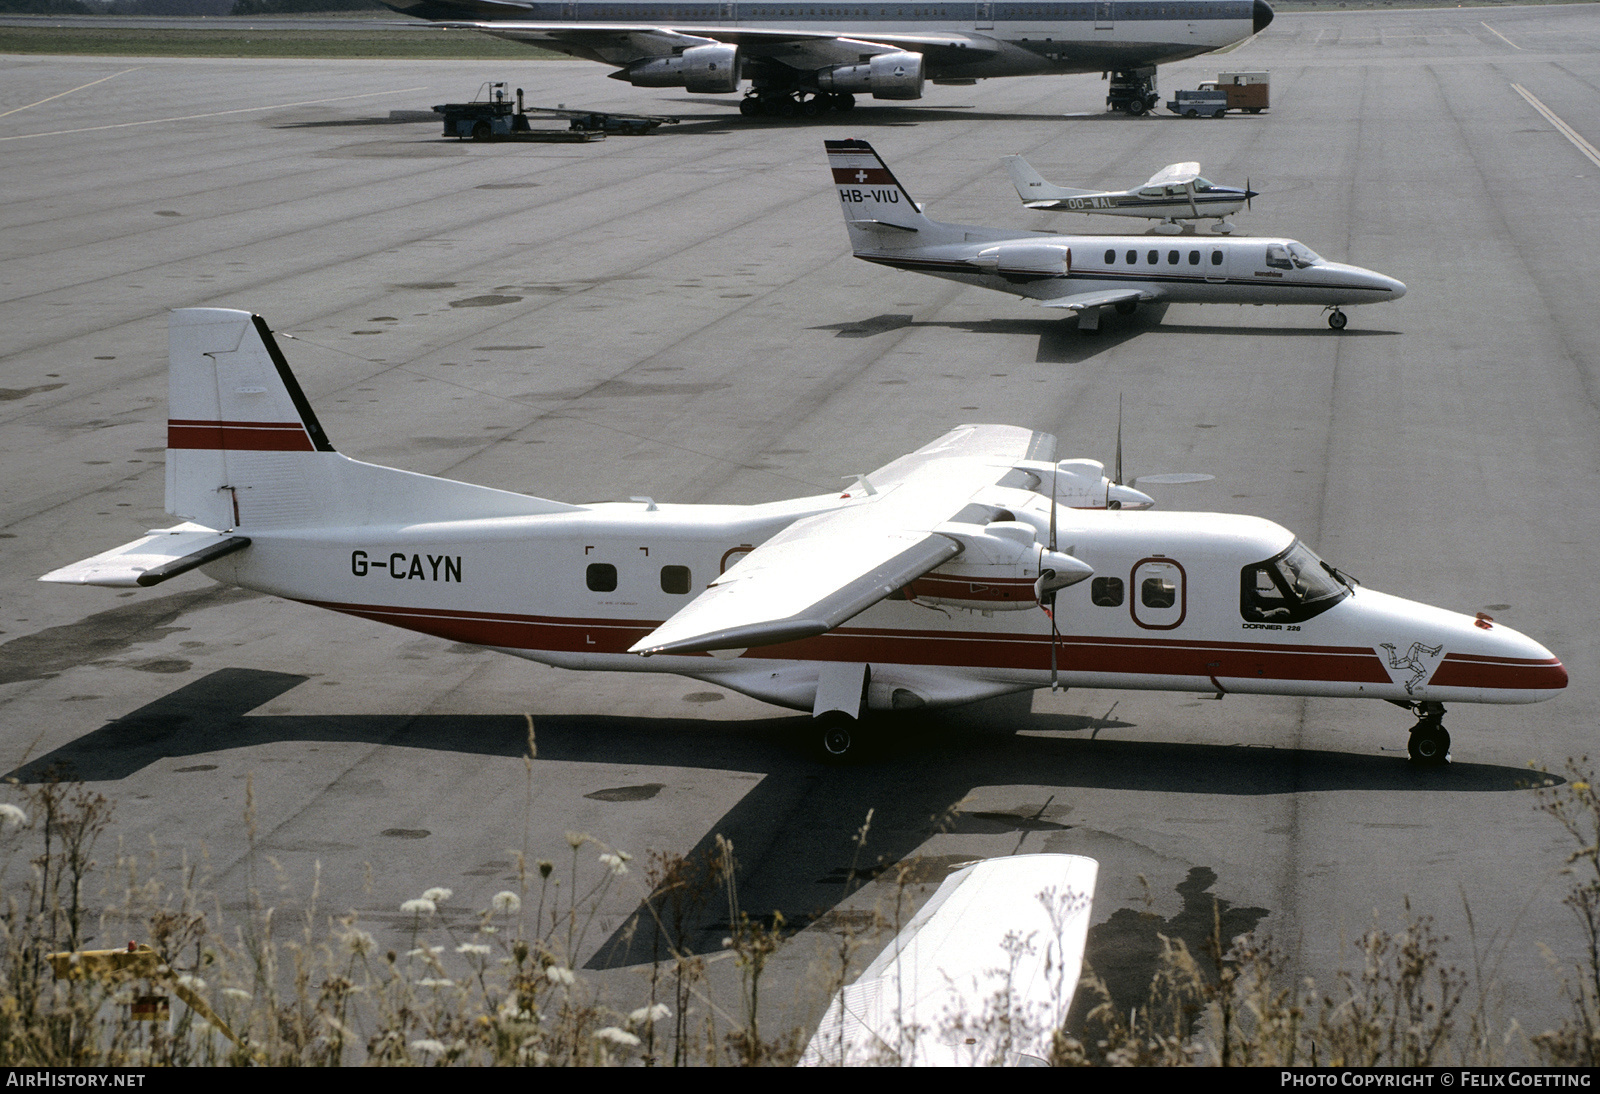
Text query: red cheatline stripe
168 419 314 452
831 167 896 185
1430 653 1567 691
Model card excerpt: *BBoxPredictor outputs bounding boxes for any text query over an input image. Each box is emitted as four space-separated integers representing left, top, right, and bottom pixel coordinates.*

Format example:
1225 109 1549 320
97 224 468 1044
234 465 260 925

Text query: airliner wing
1038 287 1157 312
629 425 1051 656
459 21 1002 64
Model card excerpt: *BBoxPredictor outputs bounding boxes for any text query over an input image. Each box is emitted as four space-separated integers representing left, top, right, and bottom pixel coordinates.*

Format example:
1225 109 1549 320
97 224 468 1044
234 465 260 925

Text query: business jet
829 139 1404 330
377 0 1274 118
43 309 1562 767
1004 157 1256 234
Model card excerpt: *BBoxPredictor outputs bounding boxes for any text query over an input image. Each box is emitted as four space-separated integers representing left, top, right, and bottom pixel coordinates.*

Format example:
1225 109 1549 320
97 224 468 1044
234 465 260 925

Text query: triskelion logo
1379 641 1444 695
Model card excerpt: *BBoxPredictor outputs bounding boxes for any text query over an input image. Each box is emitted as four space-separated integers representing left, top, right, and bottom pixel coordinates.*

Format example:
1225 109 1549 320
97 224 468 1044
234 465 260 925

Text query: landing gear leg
1327 307 1348 330
1405 702 1450 767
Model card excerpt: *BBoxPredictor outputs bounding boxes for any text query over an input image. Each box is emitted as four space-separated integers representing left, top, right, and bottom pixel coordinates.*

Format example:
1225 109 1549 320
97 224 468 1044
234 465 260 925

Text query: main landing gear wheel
1328 308 1348 330
815 711 861 763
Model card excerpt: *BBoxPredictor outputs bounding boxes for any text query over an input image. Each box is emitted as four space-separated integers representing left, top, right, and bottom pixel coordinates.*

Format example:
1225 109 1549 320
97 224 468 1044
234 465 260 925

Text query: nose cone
1381 274 1406 300
1108 483 1155 510
1253 0 1274 33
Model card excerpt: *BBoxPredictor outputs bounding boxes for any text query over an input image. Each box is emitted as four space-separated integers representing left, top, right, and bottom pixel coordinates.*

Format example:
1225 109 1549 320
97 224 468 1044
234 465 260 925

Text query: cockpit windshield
1240 540 1351 624
1287 243 1322 268
1192 177 1214 192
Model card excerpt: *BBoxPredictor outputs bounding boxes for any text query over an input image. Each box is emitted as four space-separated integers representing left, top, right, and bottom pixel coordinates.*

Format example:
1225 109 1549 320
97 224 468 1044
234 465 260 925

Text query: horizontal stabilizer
39 526 250 588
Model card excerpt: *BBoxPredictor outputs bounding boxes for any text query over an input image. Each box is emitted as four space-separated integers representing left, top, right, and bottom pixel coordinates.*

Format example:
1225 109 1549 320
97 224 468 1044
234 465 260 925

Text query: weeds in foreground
1 758 1598 1064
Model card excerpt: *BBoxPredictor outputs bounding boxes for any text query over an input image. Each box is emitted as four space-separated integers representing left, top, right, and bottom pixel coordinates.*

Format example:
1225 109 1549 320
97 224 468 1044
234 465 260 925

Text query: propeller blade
1247 177 1253 211
1135 472 1216 485
1114 394 1124 487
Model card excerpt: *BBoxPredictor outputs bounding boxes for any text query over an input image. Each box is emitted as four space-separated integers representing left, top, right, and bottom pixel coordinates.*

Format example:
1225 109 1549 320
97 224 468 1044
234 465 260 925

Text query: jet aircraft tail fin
1002 155 1095 202
164 309 577 535
825 138 938 241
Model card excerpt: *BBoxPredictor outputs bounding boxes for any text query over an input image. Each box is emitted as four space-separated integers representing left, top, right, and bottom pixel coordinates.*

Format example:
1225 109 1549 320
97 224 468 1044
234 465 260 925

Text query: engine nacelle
905 522 1092 611
972 243 1072 279
618 43 741 93
815 51 925 100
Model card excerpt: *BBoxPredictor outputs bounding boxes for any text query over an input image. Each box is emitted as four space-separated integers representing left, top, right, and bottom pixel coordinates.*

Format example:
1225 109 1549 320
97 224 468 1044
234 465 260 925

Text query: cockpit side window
1265 243 1293 270
1240 541 1350 624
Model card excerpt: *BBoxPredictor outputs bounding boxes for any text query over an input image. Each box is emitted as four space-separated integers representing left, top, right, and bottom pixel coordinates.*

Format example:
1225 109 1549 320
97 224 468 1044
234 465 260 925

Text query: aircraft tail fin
1002 156 1095 203
825 139 937 244
165 309 577 534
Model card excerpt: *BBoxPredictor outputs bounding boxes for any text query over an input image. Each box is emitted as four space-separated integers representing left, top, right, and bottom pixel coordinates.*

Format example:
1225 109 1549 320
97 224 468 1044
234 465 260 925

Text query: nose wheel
1405 702 1450 767
816 710 863 763
1327 308 1348 330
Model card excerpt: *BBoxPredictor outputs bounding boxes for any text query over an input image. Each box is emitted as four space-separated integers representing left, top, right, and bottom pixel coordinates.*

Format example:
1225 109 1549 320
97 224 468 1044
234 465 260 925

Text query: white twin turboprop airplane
1003 157 1257 234
43 309 1564 766
830 139 1405 330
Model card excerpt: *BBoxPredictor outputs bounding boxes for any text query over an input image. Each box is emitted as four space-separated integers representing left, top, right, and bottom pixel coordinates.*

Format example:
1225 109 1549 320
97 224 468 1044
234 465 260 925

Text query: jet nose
1253 0 1274 33
1383 275 1406 300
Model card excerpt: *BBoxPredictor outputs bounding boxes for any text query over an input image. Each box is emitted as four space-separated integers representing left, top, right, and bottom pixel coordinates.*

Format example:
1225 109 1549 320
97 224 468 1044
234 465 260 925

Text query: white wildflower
565 830 586 849
455 943 491 956
407 945 443 958
545 966 575 986
0 804 27 831
342 929 376 956
400 898 436 916
422 887 452 904
595 1026 641 1048
418 978 454 988
491 890 521 915
410 1039 447 1056
598 852 629 877
629 1003 671 1025
176 974 206 992
222 988 252 1002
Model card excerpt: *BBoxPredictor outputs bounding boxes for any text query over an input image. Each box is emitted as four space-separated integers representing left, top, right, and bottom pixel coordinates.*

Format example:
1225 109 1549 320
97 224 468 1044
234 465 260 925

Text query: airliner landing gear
1327 307 1348 330
1405 702 1450 767
740 90 854 118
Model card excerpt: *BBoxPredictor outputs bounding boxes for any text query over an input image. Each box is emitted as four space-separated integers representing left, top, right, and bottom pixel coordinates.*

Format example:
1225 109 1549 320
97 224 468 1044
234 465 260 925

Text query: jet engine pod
816 50 925 100
972 243 1072 280
619 43 741 93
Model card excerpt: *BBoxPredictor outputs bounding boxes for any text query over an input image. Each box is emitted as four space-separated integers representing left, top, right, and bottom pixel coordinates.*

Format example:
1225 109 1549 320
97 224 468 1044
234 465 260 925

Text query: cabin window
1167 250 1179 264
586 563 617 592
1266 242 1293 270
1125 249 1137 264
1147 249 1159 264
1188 250 1200 265
660 565 691 595
1211 250 1224 265
1239 540 1351 624
1141 576 1176 609
1091 576 1124 607
1104 249 1116 263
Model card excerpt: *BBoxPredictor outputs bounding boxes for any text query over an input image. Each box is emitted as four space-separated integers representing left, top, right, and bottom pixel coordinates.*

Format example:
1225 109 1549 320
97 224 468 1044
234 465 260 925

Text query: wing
629 425 1053 656
1038 287 1161 312
457 21 1002 67
1143 162 1201 188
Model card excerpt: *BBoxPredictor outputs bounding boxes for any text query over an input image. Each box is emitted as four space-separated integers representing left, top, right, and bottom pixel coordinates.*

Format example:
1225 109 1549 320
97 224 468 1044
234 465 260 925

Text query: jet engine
815 51 925 100
617 43 741 93
971 243 1072 279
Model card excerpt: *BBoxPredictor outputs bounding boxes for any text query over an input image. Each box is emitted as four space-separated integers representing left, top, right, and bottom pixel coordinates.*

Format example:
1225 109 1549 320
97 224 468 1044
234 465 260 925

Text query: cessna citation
376 0 1274 117
1004 157 1257 234
830 139 1405 330
43 309 1564 767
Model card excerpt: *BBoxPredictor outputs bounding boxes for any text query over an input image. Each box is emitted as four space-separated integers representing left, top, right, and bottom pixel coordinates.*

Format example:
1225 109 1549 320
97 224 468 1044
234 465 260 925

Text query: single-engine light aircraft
376 0 1273 118
832 140 1408 329
830 140 1405 331
1003 157 1257 234
44 310 1563 765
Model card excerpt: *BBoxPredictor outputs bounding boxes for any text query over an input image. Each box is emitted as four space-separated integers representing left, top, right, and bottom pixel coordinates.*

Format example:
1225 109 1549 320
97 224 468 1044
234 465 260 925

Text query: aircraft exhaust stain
382 828 430 839
0 383 66 402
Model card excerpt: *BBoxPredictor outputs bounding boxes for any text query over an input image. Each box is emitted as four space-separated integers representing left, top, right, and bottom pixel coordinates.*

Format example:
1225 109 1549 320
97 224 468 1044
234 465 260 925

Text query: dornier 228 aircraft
829 139 1405 331
42 310 1564 767
1003 157 1257 234
375 0 1273 118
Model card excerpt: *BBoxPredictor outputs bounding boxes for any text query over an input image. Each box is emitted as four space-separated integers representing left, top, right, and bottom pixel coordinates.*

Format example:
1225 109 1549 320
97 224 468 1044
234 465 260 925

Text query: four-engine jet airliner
1004 157 1257 234
377 0 1273 117
43 310 1563 766
829 139 1404 330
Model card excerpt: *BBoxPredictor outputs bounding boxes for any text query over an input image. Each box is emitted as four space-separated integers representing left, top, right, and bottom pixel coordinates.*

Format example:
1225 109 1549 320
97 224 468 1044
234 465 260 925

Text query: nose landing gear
1327 307 1348 330
1405 701 1451 767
